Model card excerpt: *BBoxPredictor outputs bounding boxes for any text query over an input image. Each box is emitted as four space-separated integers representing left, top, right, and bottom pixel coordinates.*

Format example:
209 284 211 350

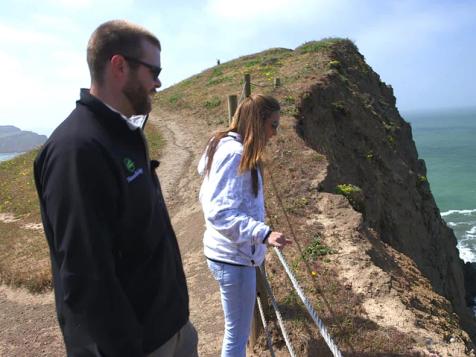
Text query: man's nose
154 78 161 90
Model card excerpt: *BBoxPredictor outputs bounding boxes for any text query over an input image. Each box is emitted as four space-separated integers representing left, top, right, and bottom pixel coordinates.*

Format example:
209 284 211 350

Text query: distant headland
0 125 47 153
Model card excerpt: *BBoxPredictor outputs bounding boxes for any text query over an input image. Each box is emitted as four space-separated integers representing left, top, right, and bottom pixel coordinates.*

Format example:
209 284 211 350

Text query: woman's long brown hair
204 94 280 196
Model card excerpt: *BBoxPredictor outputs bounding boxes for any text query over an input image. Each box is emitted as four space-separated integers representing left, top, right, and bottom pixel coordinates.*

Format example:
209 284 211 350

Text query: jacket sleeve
35 142 143 357
205 151 270 245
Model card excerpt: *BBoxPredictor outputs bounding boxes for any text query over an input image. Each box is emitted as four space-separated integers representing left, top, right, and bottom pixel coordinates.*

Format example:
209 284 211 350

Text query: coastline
0 152 23 163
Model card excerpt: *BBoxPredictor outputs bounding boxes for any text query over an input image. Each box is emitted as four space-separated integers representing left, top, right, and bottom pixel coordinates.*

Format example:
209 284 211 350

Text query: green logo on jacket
123 158 136 173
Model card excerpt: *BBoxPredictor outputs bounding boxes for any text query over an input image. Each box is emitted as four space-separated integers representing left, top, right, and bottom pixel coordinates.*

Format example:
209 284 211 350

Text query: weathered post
248 265 269 351
227 95 238 124
244 74 251 97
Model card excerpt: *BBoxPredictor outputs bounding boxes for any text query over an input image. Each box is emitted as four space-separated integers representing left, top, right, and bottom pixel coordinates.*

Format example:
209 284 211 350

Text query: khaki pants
148 321 198 357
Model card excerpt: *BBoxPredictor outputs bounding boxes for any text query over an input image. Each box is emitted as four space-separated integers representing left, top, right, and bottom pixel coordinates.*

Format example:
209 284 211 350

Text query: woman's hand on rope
266 232 292 250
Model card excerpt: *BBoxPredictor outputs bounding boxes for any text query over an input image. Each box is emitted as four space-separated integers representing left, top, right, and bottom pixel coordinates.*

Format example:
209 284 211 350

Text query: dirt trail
0 109 223 356
151 109 223 357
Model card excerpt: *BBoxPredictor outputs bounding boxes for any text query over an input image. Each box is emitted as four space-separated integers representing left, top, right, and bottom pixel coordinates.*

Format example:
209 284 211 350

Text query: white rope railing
258 265 297 357
273 247 343 357
256 295 276 357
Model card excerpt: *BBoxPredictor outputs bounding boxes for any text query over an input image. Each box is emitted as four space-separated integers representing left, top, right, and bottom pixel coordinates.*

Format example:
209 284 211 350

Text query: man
34 20 197 356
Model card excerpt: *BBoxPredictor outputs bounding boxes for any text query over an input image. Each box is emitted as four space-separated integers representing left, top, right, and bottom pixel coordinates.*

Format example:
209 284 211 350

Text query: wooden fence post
244 74 251 97
227 95 238 124
248 264 270 351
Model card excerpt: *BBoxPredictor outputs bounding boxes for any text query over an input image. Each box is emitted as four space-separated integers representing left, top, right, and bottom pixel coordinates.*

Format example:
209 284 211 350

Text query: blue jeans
207 260 256 357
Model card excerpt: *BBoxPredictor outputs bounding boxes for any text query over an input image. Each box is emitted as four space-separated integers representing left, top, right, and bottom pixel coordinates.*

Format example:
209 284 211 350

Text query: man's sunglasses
122 55 162 80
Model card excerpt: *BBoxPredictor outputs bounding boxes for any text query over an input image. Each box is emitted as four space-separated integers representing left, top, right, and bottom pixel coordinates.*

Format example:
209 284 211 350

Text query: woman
198 94 291 357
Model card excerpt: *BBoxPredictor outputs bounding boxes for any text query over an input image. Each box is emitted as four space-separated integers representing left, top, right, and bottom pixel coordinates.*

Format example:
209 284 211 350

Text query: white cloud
206 0 347 26
45 0 93 10
31 13 82 34
45 0 135 11
357 1 476 55
0 22 63 47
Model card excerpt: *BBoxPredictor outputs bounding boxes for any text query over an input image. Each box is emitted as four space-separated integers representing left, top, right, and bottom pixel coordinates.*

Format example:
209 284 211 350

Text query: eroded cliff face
295 42 476 341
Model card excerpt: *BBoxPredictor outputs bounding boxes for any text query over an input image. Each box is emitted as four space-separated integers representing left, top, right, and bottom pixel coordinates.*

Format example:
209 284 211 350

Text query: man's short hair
87 20 161 85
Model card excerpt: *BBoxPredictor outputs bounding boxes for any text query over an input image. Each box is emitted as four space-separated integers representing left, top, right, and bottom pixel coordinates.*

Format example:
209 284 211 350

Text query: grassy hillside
0 123 162 292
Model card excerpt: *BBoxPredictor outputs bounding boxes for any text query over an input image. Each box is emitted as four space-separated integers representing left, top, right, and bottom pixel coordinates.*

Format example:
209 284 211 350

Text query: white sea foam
467 226 476 235
457 241 476 263
446 221 468 227
441 209 476 217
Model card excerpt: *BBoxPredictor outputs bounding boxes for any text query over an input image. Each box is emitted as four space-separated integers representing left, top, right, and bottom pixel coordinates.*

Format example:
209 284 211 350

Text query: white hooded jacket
198 132 271 266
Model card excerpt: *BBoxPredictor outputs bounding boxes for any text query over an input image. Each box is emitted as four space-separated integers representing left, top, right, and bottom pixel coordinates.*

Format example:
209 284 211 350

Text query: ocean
406 108 476 263
0 152 22 162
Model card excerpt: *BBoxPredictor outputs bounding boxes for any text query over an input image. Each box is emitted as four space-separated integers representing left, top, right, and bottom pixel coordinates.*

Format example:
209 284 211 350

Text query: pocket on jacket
207 260 224 281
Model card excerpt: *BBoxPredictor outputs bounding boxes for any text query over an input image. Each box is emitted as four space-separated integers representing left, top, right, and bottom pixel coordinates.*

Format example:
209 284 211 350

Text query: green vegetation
0 220 51 292
0 150 40 217
303 234 334 261
336 183 365 212
204 96 221 109
328 60 341 69
418 175 427 183
283 95 295 105
0 150 51 292
283 289 299 305
387 135 396 145
212 67 223 77
336 183 361 196
206 67 234 86
207 76 233 86
144 121 163 158
244 59 261 68
168 93 183 105
295 38 345 54
331 100 347 116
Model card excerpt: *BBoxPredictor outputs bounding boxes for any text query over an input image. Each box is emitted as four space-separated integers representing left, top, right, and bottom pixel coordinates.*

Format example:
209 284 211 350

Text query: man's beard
123 75 152 115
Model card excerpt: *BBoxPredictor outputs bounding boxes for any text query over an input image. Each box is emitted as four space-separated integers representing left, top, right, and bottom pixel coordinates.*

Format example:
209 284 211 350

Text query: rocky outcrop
0 126 46 153
295 41 476 342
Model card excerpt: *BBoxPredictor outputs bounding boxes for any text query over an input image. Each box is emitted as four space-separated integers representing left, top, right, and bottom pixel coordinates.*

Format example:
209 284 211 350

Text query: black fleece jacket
34 89 189 356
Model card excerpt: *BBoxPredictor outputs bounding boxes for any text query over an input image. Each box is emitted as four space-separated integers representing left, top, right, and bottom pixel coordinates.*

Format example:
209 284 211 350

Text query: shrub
296 38 343 53
336 184 365 212
204 96 221 109
303 234 334 261
328 60 341 69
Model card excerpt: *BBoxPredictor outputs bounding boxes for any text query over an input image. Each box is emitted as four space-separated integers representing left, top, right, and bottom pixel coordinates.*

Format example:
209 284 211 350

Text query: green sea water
406 108 476 262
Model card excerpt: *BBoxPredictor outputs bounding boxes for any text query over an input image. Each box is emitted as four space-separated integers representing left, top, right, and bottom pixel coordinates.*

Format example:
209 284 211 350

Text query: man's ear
109 54 128 80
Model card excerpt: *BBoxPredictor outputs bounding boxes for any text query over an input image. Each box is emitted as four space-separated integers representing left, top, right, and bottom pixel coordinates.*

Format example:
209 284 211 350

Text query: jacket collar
227 131 242 142
77 88 141 134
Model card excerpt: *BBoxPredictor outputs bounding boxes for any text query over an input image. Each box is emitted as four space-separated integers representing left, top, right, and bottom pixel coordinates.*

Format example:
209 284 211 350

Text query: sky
0 0 475 135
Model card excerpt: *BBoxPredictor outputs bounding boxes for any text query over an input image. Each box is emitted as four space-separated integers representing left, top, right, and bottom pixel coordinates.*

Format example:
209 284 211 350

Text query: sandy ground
0 108 224 356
